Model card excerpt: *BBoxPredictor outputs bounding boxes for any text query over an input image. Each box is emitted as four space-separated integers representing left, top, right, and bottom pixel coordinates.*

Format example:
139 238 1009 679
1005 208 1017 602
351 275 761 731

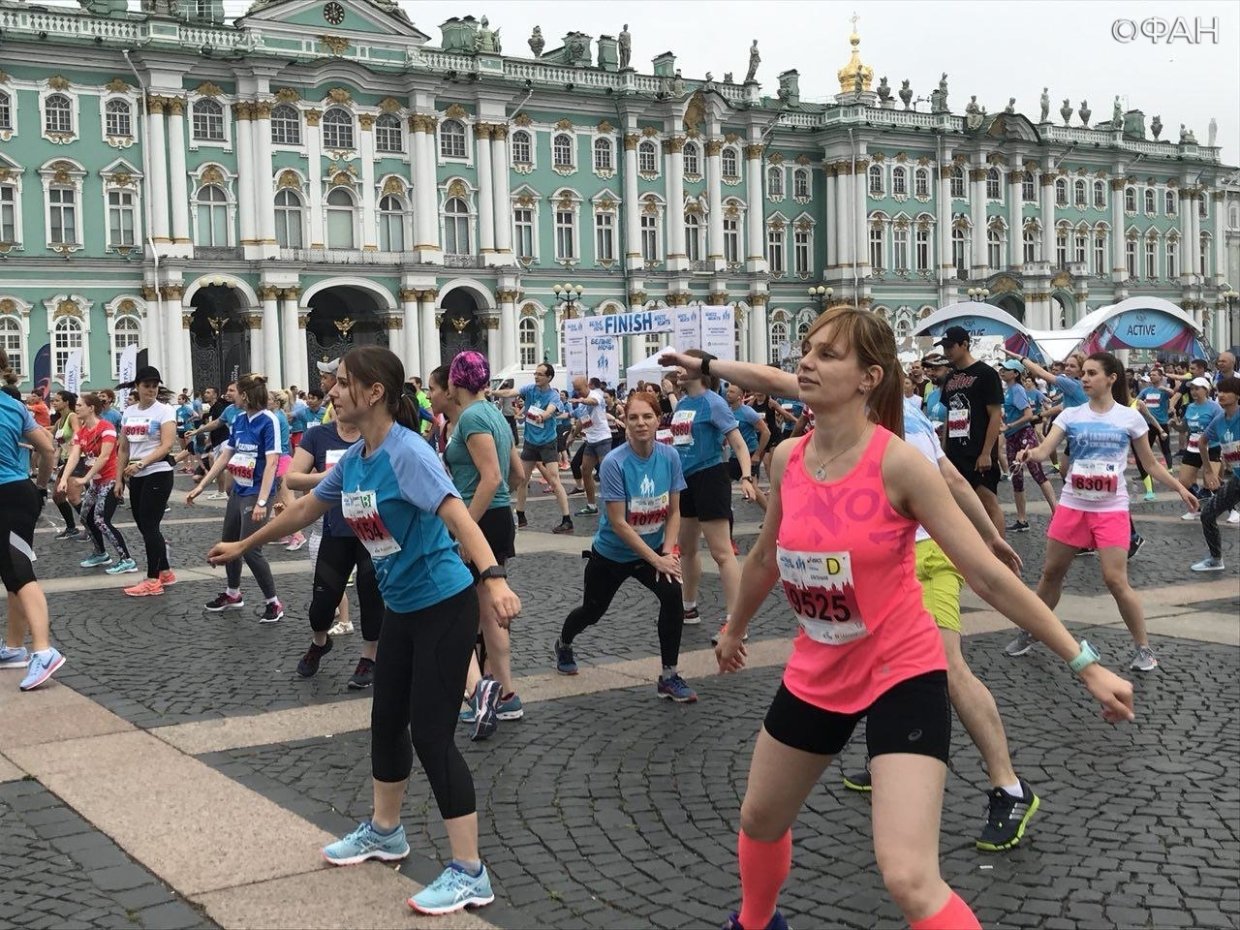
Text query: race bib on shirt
525 405 544 423
1069 461 1121 501
656 428 674 446
228 450 257 488
776 547 866 645
1220 441 1240 468
341 490 401 558
670 409 696 446
325 448 346 470
123 418 152 440
1187 433 1201 454
629 491 669 536
947 406 969 440
1145 395 1161 410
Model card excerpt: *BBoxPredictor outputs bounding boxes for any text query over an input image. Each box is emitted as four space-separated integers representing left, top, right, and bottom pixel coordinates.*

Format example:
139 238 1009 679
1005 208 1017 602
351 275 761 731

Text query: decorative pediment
380 176 406 196
447 179 469 198
444 104 468 120
48 75 71 91
195 82 224 98
236 0 430 42
105 78 131 94
277 169 303 190
513 113 533 127
555 118 573 131
326 87 353 106
379 97 401 113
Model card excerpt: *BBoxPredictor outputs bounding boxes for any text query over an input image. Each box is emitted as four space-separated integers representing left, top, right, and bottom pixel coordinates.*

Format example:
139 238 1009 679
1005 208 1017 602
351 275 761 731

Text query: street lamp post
808 284 833 311
553 282 585 318
1219 287 1239 349
967 286 991 304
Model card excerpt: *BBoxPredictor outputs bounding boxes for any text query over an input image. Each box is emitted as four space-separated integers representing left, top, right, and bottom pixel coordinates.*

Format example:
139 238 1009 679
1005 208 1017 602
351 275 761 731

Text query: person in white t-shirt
1013 352 1197 672
572 376 615 517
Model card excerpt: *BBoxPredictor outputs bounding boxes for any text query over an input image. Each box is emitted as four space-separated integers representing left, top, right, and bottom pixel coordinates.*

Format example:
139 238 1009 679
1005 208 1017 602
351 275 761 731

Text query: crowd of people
0 315 1235 924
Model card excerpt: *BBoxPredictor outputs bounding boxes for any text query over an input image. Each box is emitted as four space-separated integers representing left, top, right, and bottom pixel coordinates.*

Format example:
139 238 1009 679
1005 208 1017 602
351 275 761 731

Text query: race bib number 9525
776 547 867 645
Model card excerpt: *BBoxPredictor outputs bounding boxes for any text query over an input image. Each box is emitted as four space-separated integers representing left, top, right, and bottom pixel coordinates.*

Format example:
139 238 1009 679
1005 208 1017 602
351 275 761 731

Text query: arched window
1199 233 1211 275
794 168 811 199
325 187 356 249
1166 238 1178 278
192 99 224 141
915 167 930 198
440 119 467 159
322 107 354 150
552 133 574 169
769 320 789 365
0 91 11 131
111 314 141 379
1022 174 1036 203
796 311 815 343
1074 228 1088 265
53 315 83 383
274 189 303 248
45 93 73 134
950 166 965 199
518 316 538 367
951 226 967 276
593 137 613 172
1023 226 1037 263
893 316 913 339
375 114 403 154
511 130 532 165
721 146 739 179
892 166 907 197
1074 179 1087 208
1056 223 1070 267
105 99 132 138
1124 186 1137 212
1165 190 1177 216
195 184 228 246
0 315 23 376
1145 235 1158 278
987 168 1001 200
638 140 659 174
868 164 884 196
443 196 470 255
378 194 404 251
1094 180 1107 209
1144 188 1156 214
682 142 700 177
767 166 784 197
270 104 301 145
1055 178 1068 207
684 213 702 262
1198 195 1208 220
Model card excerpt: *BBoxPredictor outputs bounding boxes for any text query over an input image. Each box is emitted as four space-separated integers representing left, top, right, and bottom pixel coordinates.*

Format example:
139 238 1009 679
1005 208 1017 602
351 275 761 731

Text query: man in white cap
316 358 339 423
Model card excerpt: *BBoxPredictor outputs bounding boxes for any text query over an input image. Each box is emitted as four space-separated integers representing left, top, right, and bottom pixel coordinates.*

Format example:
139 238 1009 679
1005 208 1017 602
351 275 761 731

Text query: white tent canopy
1026 297 1203 361
625 345 679 385
911 302 1035 338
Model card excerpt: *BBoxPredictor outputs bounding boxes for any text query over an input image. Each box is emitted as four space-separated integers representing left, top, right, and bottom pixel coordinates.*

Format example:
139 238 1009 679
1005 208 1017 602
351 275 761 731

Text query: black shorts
763 670 951 762
477 505 516 564
726 457 759 482
680 462 732 522
952 457 1000 495
1182 448 1222 469
0 479 40 593
521 440 558 464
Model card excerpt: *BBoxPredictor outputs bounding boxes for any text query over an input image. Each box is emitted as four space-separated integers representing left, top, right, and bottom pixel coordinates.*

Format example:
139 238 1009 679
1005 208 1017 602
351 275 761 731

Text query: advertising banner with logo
563 305 738 381
63 349 82 395
698 305 736 360
589 334 621 388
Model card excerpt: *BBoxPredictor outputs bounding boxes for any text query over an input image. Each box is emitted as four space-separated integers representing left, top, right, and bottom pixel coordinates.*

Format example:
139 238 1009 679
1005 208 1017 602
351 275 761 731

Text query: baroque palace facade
0 0 1237 391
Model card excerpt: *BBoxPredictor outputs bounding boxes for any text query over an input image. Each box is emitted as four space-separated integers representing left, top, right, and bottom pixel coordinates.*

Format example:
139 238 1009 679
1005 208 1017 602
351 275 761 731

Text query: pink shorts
276 454 292 478
1047 505 1129 550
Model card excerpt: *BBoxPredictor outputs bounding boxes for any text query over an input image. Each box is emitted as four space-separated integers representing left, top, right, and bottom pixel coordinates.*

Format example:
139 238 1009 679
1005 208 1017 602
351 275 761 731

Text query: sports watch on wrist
257 498 268 507
699 352 717 376
1069 638 1100 674
477 564 508 583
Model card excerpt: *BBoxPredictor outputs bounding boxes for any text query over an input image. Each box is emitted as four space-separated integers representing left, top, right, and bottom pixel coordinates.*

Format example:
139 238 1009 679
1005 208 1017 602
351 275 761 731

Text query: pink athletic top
777 427 946 714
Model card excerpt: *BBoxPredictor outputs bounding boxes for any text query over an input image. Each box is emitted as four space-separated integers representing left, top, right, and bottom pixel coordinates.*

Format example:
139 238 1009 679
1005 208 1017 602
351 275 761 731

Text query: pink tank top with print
778 427 946 714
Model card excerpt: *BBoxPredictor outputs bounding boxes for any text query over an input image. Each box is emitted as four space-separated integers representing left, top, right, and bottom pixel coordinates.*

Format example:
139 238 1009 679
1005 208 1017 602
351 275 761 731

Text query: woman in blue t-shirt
208 346 519 917
554 391 697 702
1177 377 1224 520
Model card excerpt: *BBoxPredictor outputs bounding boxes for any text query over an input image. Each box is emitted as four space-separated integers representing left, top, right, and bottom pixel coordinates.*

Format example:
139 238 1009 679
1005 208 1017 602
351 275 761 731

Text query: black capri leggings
127 470 173 580
0 479 40 594
309 533 383 641
560 548 684 668
371 585 479 820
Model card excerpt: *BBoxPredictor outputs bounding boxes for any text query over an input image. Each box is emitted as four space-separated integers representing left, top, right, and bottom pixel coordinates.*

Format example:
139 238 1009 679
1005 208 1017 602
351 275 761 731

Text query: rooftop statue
745 40 760 83
619 24 631 69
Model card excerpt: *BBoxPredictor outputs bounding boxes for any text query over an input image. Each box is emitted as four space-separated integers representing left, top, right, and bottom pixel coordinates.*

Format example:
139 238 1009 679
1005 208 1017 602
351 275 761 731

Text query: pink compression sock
909 890 981 930
737 829 791 930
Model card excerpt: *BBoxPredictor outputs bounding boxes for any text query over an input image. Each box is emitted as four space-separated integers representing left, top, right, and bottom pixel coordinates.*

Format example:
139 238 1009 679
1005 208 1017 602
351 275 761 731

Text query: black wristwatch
700 352 717 377
477 564 508 584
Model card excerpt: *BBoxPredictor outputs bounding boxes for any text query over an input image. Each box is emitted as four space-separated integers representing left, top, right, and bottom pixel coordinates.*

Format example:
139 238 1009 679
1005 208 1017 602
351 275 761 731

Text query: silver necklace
807 430 868 481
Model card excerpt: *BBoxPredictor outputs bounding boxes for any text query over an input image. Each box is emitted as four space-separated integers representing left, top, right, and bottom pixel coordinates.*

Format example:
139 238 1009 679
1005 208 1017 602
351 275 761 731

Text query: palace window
1124 186 1137 212
721 147 739 180
191 99 224 142
988 228 1003 268
1144 188 1156 215
684 213 702 262
1125 238 1137 277
892 166 907 198
1023 228 1037 264
769 320 788 365
723 216 740 264
638 140 659 174
274 189 303 248
1074 179 1087 208
518 317 538 367
439 119 467 159
1165 190 1176 216
195 184 227 246
915 167 930 198
0 315 23 376
53 316 83 384
951 227 967 276
1055 225 1069 267
1022 174 1036 203
593 137 613 172
767 166 784 198
594 211 615 262
270 104 301 145
794 168 810 199
767 225 785 274
0 185 17 243
554 207 576 260
950 166 965 199
1145 237 1157 278
683 142 700 177
1166 239 1178 278
378 195 404 251
1199 196 1208 220
915 225 931 270
869 224 885 271
375 114 403 153
111 314 140 380
511 130 532 166
1094 180 1106 209
514 207 534 260
640 213 659 261
0 91 11 131
1074 230 1087 265
893 225 909 272
105 99 132 138
1055 178 1068 207
1093 234 1105 274
49 187 78 245
45 94 73 135
325 187 356 249
868 164 884 196
107 189 136 248
322 107 354 150
443 196 470 254
552 133 574 170
987 168 1002 200
794 227 811 275
1199 233 1210 275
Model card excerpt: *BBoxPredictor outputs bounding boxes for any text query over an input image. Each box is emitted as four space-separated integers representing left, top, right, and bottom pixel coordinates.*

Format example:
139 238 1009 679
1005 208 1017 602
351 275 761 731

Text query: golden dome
836 17 873 94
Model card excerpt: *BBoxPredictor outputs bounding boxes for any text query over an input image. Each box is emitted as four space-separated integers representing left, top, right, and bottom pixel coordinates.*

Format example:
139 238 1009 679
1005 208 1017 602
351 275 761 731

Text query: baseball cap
921 352 949 367
933 326 971 349
1000 360 1025 371
1188 376 1213 390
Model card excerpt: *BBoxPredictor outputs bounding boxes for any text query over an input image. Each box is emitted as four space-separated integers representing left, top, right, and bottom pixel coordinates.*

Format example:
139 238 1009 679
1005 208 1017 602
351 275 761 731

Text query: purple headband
449 350 490 394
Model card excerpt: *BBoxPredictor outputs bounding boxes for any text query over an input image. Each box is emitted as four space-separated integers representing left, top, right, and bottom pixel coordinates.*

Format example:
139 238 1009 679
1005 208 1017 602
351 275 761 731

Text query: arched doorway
189 285 251 392
439 288 484 365
305 285 389 377
994 293 1025 322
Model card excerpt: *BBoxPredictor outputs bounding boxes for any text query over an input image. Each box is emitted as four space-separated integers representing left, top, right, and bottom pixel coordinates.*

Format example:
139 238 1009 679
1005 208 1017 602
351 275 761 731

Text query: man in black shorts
937 326 1005 536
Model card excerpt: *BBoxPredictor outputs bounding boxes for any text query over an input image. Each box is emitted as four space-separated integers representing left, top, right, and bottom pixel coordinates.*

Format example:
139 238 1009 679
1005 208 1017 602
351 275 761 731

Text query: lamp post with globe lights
553 282 585 318
809 284 833 311
967 286 991 304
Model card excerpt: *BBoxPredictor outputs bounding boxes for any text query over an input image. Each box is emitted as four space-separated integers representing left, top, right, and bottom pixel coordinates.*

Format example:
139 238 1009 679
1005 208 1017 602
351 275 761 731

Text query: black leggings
309 533 382 641
81 483 130 561
127 471 172 579
0 479 39 594
1135 431 1173 476
371 585 479 820
560 548 684 668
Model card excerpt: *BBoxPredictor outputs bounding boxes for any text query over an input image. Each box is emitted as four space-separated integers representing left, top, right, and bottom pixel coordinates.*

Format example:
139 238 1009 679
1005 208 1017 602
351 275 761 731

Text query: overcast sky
129 0 1240 165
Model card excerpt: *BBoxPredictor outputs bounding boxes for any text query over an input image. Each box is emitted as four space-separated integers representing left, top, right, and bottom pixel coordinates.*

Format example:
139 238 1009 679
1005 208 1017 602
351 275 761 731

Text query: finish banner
563 306 736 383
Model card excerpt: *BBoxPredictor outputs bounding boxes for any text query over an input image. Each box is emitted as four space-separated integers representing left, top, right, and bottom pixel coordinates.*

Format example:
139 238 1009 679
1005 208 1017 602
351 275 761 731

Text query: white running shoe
1180 511 1200 521
1228 510 1240 525
327 620 354 636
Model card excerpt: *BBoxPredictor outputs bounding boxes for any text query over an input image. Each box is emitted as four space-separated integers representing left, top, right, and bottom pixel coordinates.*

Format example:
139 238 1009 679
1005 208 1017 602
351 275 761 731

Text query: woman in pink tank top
714 307 1136 930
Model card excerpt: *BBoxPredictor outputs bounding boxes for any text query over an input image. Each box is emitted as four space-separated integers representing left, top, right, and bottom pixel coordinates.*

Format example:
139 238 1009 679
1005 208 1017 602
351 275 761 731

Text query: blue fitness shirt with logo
1205 409 1240 480
1184 400 1224 450
670 390 738 477
518 384 562 446
314 422 472 613
222 409 280 498
594 442 686 563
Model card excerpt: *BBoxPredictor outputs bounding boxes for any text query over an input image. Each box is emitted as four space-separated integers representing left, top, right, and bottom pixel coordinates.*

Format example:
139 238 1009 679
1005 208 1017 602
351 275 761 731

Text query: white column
412 116 441 259
749 299 768 364
233 103 257 246
166 98 190 245
498 289 518 371
839 163 855 273
825 166 837 269
281 288 305 389
705 139 724 267
969 166 987 278
252 102 276 251
937 163 953 282
745 141 766 271
260 286 282 385
1212 191 1225 283
623 134 641 265
854 158 870 280
400 289 421 374
1111 178 1126 281
627 334 644 369
664 136 686 266
491 126 512 258
474 123 496 255
358 115 378 251
152 285 170 386
174 305 191 393
419 290 440 378
146 97 170 243
1040 171 1056 270
1188 190 1202 277
1007 174 1022 270
306 112 324 247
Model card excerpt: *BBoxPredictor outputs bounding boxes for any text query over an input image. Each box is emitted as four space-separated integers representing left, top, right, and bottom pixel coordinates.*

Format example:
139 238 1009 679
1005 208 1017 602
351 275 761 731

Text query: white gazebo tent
1027 297 1205 361
625 345 679 386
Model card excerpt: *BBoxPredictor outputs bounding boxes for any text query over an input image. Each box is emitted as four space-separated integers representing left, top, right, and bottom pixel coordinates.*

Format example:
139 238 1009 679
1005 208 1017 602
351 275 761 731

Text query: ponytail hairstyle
236 373 269 412
683 349 720 392
81 392 106 416
802 305 904 437
339 345 419 432
1087 352 1129 406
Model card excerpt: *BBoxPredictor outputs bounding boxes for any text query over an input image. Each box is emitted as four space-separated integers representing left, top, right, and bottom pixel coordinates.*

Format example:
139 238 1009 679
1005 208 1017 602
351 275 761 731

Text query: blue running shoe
408 863 495 915
20 648 65 691
496 692 524 721
471 675 501 742
0 645 30 668
722 910 790 930
105 558 139 575
322 821 410 866
657 674 698 703
554 638 578 676
459 690 478 725
80 552 112 568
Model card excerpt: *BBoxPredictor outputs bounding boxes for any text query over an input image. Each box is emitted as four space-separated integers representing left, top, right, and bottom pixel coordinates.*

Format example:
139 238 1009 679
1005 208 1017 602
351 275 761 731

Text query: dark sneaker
54 527 79 541
842 767 872 793
1006 520 1030 533
205 592 244 611
1128 533 1145 561
258 601 284 624
657 674 698 703
567 486 585 496
554 638 578 675
347 657 375 689
551 519 574 535
516 512 529 529
722 910 790 930
683 605 701 625
297 638 333 678
471 675 501 741
977 779 1040 851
